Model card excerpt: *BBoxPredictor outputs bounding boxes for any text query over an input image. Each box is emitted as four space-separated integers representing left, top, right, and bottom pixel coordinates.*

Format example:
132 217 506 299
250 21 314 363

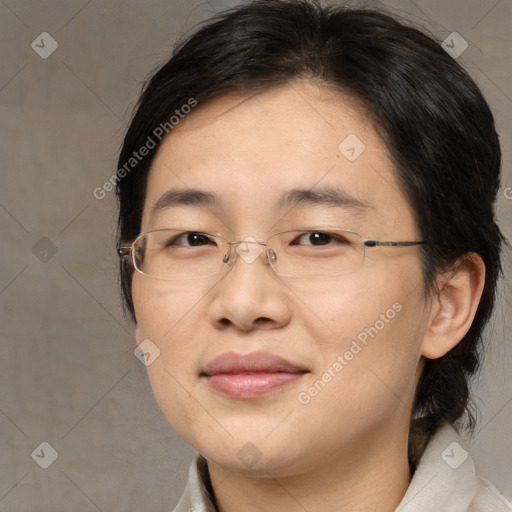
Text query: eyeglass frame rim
116 227 427 280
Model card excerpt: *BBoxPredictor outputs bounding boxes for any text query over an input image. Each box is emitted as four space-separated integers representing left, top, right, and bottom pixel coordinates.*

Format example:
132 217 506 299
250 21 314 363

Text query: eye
166 232 216 247
291 232 348 246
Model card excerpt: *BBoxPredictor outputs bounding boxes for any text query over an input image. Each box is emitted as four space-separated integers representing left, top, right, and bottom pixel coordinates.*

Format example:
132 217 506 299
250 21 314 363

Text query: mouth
201 351 309 399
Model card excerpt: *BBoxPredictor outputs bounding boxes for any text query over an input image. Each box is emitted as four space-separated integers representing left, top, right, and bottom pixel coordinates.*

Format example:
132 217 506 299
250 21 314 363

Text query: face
132 81 431 477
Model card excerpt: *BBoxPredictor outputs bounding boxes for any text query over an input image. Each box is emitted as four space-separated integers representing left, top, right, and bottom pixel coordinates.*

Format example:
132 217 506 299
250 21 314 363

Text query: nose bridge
210 236 292 331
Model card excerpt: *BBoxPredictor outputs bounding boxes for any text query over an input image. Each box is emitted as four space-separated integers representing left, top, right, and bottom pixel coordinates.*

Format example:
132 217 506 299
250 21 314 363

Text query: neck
206 421 412 512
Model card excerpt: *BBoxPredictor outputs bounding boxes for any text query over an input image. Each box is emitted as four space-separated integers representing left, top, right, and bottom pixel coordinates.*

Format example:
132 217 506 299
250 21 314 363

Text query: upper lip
201 351 309 376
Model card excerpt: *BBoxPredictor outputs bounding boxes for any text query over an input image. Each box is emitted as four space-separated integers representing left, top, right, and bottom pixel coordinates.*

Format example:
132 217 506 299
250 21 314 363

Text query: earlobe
421 253 486 359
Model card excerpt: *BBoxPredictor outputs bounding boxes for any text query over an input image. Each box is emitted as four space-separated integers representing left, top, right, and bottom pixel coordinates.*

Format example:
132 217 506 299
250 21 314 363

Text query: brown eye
167 232 216 247
292 232 346 246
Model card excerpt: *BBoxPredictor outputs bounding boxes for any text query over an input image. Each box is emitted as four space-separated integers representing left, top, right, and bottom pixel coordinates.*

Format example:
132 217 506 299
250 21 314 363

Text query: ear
421 253 486 359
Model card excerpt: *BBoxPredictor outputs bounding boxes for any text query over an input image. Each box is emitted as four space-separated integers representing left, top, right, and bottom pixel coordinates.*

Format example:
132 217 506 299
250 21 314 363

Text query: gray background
0 0 511 510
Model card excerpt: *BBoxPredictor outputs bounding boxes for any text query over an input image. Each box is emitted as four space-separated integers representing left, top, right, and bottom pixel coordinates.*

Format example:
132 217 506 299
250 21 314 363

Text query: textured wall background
1 0 511 510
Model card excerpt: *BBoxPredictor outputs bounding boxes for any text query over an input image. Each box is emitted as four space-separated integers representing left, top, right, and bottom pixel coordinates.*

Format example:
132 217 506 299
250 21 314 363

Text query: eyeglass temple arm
364 240 426 247
117 246 131 258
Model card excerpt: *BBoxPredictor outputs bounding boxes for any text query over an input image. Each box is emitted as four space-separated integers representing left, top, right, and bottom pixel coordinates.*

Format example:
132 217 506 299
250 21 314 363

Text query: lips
202 351 308 375
201 351 309 398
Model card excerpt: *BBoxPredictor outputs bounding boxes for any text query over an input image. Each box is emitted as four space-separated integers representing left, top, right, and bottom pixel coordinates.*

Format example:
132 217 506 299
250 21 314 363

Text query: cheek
290 272 404 342
132 276 210 432
301 270 426 415
132 274 213 340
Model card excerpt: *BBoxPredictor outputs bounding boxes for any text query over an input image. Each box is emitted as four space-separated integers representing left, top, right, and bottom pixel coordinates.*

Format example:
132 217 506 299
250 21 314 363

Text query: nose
208 238 291 332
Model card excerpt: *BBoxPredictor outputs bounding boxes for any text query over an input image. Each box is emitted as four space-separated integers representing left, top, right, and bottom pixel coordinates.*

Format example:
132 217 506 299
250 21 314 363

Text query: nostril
253 317 274 327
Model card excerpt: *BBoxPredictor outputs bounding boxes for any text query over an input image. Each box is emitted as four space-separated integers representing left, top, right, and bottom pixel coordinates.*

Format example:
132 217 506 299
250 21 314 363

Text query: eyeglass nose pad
222 243 238 266
267 249 277 264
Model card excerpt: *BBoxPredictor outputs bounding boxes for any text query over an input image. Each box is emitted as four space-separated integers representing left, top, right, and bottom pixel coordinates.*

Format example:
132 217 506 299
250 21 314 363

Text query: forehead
142 81 417 236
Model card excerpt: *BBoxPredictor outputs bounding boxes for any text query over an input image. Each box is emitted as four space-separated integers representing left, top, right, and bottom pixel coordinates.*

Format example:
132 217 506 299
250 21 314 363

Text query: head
115 0 504 474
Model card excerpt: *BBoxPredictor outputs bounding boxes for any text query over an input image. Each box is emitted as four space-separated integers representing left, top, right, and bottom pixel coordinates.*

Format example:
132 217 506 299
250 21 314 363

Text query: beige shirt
172 423 512 512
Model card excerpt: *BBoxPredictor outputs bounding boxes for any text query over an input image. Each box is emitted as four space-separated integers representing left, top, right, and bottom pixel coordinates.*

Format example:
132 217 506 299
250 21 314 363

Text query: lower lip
204 372 306 398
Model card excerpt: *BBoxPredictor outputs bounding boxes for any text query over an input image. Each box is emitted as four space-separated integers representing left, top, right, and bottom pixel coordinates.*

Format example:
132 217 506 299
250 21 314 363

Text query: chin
186 426 312 476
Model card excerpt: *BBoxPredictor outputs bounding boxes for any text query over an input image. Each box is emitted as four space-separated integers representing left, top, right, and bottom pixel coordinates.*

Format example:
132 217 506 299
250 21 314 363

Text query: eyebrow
275 186 372 211
150 185 371 219
150 188 222 219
